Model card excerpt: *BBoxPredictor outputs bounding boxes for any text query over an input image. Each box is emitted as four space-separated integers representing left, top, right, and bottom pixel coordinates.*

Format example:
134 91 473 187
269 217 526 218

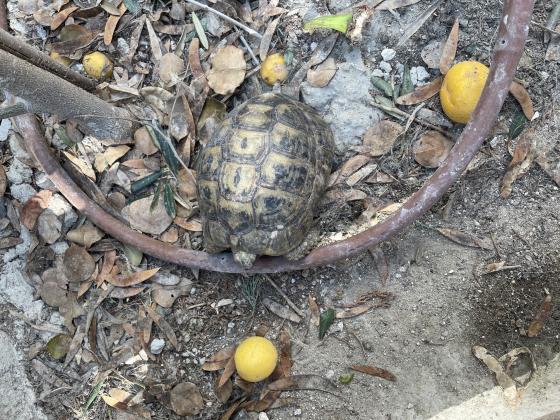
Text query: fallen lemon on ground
234 336 278 382
260 53 288 86
83 51 113 80
440 61 489 124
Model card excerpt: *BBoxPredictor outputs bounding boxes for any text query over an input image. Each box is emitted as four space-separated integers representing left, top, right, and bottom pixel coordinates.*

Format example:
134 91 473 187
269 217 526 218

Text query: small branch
9 309 68 335
531 20 560 37
239 32 259 65
185 0 263 39
0 49 135 140
0 29 97 92
0 102 28 119
263 274 305 318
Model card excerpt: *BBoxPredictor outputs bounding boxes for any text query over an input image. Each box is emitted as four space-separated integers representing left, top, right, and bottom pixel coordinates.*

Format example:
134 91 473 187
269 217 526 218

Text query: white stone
258 413 270 420
411 66 430 85
294 408 303 416
379 61 392 73
150 338 165 355
9 183 36 203
381 48 396 61
0 119 10 141
7 159 32 185
371 68 385 78
50 241 69 256
48 194 78 230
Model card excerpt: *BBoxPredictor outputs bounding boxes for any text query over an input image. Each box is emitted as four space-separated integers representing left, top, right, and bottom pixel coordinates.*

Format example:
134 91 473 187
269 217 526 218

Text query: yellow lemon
440 61 489 124
50 51 71 66
260 53 288 86
234 336 278 382
83 51 113 80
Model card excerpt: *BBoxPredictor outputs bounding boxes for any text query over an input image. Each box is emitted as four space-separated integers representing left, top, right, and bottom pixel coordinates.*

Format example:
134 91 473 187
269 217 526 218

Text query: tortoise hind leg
233 251 257 269
284 227 321 261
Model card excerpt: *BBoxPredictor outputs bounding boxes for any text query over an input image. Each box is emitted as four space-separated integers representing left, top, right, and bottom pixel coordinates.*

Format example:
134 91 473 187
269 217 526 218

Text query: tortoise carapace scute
196 92 334 268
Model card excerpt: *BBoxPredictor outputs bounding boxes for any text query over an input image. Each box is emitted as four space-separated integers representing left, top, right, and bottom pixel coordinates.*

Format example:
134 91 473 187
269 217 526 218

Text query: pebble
150 338 165 355
9 133 33 164
0 119 10 141
381 48 396 61
50 241 69 255
378 61 392 73
37 209 62 244
7 159 33 185
258 413 269 420
48 194 78 230
294 408 302 416
10 183 36 203
151 272 181 286
371 68 385 78
34 172 56 190
410 66 430 85
326 369 335 379
116 38 129 57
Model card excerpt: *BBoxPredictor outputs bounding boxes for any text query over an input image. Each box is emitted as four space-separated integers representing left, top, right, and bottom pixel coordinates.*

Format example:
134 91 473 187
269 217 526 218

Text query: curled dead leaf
361 120 403 157
351 364 396 381
262 298 301 323
21 190 53 230
413 130 454 168
66 223 104 248
159 52 185 85
509 81 534 120
396 76 442 106
500 127 535 198
202 346 236 371
527 294 553 338
94 145 130 173
307 58 337 87
207 46 246 95
107 267 160 287
439 18 459 74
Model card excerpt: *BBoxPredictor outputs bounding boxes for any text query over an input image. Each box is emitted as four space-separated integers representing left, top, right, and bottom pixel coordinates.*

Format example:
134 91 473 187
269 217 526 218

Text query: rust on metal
4 0 535 273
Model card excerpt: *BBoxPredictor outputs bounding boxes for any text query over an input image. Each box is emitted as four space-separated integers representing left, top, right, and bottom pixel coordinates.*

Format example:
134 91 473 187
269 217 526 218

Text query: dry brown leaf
308 295 320 326
436 228 493 250
207 46 246 95
123 195 173 235
376 0 421 10
63 244 96 283
396 76 443 106
126 15 145 63
221 397 247 420
63 151 96 180
52 24 95 55
51 5 78 30
145 18 162 61
202 346 236 371
361 120 403 157
0 164 6 197
472 345 519 405
134 127 158 156
345 163 377 187
110 286 146 299
527 294 553 338
94 145 130 173
500 128 535 198
351 364 396 381
160 227 179 243
145 304 179 350
307 57 337 87
107 267 160 287
336 304 373 319
262 298 301 323
103 3 126 45
322 188 367 205
218 356 236 388
174 217 202 232
259 17 280 60
509 82 534 120
328 154 371 187
413 130 454 168
169 382 203 416
266 375 338 394
214 377 233 403
96 250 116 286
369 247 389 286
21 190 53 230
66 223 104 248
439 18 459 74
278 330 292 378
160 53 185 85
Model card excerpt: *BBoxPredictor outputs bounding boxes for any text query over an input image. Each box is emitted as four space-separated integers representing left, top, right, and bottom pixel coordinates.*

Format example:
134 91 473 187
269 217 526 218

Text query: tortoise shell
196 92 334 260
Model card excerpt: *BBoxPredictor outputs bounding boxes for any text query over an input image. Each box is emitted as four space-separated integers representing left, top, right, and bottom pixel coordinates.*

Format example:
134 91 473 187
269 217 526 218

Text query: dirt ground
1 0 560 419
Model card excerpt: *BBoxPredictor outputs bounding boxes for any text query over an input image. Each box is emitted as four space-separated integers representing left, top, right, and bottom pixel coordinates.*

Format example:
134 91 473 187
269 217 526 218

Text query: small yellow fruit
83 51 113 80
234 336 278 382
440 61 489 124
260 53 288 86
50 51 71 66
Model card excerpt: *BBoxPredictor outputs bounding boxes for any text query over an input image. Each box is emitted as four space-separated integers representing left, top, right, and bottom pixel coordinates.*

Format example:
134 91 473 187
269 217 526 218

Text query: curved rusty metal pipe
10 0 535 273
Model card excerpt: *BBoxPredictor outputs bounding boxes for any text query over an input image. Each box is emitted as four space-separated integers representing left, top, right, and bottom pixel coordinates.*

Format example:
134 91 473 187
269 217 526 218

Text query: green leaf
338 373 354 384
122 244 143 266
373 95 404 120
147 125 179 176
151 181 163 212
55 127 76 150
508 110 528 140
83 380 104 412
122 0 141 15
163 181 176 219
303 13 353 34
371 76 393 97
192 12 208 49
131 170 163 194
319 308 335 339
46 334 71 360
401 64 414 96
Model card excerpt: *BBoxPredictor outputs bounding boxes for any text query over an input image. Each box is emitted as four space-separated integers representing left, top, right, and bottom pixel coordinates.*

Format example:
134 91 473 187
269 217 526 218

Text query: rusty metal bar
5 0 535 273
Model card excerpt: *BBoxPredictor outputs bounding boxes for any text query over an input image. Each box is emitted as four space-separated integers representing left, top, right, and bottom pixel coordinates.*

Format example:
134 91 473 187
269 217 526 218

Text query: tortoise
196 92 335 268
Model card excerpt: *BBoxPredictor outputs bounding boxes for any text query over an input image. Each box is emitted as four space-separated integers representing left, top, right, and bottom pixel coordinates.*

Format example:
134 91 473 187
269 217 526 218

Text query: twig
347 328 367 362
185 0 262 39
531 20 560 37
0 29 97 92
263 274 305 318
543 0 560 42
9 309 68 334
0 102 27 119
239 32 259 65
